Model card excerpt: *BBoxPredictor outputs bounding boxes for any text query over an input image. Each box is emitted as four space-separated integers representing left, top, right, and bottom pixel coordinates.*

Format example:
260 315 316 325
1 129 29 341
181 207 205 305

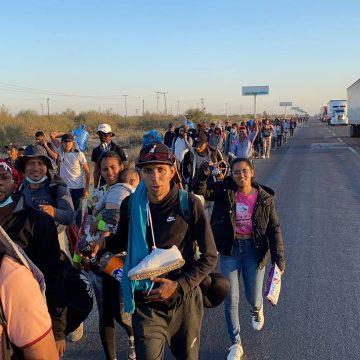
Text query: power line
0 82 155 100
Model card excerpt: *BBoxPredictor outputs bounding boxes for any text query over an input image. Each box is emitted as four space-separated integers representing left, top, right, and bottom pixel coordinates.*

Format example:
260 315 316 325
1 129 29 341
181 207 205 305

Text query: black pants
101 275 133 360
70 188 84 229
63 260 93 335
132 286 203 360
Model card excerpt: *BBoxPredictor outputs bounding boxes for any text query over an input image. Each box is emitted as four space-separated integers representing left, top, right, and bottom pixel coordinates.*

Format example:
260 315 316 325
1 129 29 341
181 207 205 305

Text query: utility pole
225 103 228 119
142 99 145 116
41 103 44 115
177 100 180 117
200 98 205 121
200 98 205 111
162 92 168 115
155 92 161 114
122 95 128 118
47 98 50 119
156 91 168 115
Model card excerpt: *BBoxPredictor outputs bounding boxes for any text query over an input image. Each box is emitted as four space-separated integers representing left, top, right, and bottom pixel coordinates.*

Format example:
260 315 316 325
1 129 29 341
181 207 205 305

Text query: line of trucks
318 79 360 137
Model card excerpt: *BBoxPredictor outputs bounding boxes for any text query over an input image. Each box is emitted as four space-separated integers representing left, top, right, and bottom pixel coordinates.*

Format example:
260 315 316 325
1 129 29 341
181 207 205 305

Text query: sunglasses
139 151 173 162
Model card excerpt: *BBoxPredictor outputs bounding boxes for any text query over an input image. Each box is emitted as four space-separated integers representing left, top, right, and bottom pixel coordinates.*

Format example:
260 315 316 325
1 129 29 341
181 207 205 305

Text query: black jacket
192 171 285 271
106 183 218 296
91 141 128 187
164 130 176 148
0 195 67 340
181 146 226 190
91 141 127 164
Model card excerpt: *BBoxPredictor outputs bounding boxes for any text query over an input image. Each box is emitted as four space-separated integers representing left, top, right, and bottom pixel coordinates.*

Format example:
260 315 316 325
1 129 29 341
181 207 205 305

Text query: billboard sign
279 102 292 107
291 106 299 110
242 86 269 96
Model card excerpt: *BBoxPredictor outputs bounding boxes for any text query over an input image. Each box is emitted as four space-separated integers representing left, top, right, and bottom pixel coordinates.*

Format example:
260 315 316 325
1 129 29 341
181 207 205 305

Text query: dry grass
0 106 253 162
0 110 176 162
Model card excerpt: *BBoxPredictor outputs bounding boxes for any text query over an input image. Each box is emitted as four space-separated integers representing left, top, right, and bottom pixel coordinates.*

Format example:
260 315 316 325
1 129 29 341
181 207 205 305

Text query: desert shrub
0 124 28 147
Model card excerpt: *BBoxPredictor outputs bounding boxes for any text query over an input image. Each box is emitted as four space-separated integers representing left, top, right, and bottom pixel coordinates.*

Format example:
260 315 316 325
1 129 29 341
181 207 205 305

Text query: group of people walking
0 116 291 359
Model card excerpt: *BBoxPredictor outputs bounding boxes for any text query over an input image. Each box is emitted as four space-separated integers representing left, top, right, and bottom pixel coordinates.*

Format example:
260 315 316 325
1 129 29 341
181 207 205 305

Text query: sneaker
128 245 185 280
227 343 244 360
261 155 265 159
127 336 136 360
251 305 264 331
67 322 83 342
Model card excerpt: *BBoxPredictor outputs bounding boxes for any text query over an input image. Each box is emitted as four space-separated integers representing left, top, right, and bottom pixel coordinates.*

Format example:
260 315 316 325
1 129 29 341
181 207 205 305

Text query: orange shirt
0 255 52 357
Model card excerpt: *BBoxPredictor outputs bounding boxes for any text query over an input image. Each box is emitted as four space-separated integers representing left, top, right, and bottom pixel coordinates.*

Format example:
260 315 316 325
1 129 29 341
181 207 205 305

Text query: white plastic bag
264 263 282 306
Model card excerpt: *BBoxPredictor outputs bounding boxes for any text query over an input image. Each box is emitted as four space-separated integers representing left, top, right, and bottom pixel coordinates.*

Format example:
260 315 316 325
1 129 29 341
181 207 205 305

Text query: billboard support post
254 94 257 121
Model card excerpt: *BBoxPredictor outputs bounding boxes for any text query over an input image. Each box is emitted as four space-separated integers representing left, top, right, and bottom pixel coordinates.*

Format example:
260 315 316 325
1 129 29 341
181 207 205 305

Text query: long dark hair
97 151 123 183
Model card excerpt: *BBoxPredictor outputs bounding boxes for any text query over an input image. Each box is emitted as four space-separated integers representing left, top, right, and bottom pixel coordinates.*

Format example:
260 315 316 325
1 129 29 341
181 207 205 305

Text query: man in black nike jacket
91 143 217 360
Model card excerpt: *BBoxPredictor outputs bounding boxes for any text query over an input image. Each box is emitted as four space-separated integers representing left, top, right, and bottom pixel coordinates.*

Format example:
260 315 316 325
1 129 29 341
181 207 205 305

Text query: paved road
65 119 360 360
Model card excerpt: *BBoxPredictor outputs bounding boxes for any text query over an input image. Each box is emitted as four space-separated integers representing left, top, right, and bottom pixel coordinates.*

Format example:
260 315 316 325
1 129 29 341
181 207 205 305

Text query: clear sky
1 0 359 116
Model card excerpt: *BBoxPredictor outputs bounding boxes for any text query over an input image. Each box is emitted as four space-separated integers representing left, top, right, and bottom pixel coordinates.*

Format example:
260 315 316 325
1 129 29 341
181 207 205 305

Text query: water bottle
77 239 98 265
72 124 89 152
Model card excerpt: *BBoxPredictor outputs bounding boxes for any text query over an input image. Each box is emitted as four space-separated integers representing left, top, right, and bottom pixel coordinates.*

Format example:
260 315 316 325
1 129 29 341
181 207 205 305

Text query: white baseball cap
97 123 114 135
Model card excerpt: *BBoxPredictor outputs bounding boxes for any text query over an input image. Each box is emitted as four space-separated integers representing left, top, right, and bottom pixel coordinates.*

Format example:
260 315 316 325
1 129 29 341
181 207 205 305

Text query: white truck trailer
327 99 348 125
348 79 360 137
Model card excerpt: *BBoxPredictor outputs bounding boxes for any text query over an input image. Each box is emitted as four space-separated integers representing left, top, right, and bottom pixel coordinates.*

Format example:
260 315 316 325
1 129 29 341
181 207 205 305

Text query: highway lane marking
337 137 344 144
311 143 345 149
348 147 358 155
327 128 337 137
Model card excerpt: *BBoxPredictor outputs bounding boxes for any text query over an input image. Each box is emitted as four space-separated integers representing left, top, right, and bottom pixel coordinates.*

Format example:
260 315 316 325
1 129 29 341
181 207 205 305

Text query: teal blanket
122 181 152 313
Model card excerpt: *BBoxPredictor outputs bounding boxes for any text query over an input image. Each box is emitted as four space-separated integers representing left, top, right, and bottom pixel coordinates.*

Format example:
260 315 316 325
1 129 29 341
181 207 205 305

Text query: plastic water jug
143 129 163 146
72 124 89 152
185 119 195 129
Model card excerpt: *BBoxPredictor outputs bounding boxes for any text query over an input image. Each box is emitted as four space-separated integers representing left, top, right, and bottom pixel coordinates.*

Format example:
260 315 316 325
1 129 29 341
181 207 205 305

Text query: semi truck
347 79 360 137
327 100 348 125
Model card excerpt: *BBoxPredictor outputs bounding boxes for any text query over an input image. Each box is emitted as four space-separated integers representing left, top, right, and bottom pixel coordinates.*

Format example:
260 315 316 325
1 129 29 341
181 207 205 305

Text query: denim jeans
70 188 84 228
220 239 265 345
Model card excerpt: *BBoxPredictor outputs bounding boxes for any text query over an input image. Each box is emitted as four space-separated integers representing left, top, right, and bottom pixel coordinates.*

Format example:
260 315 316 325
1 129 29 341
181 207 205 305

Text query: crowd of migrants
0 115 306 359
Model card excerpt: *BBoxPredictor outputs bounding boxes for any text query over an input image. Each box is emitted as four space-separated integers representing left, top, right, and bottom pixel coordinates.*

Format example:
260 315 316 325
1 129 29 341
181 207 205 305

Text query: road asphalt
65 119 360 360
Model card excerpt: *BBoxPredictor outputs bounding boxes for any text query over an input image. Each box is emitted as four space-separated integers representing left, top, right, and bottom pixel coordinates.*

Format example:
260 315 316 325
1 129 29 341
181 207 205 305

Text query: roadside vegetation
0 104 257 161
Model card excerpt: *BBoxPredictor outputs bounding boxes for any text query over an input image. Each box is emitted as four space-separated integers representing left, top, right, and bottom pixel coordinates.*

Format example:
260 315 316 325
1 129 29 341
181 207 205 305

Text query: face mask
230 128 235 134
26 175 48 184
0 196 13 208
